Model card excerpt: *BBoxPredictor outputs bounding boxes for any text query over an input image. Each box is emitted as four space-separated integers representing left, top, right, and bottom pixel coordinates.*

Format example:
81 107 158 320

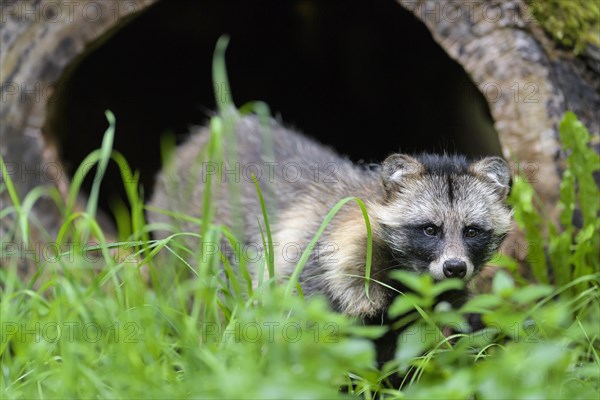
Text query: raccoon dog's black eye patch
465 229 494 267
394 224 442 265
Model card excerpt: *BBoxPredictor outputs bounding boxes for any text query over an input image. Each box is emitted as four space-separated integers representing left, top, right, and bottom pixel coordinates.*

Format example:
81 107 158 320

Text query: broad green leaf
492 270 515 296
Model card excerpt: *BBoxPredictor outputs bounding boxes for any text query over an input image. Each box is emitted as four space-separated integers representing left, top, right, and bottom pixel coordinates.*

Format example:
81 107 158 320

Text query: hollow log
1 0 598 278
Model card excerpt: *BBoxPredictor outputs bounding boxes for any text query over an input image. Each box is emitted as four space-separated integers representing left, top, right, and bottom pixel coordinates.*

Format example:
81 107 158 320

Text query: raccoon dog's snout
443 259 467 279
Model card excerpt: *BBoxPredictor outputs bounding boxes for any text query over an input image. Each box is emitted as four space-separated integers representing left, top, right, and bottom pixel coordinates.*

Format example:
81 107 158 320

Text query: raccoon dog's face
373 154 512 281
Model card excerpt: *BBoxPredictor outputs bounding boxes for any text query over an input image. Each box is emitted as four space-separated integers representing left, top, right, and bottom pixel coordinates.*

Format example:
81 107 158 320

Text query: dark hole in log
44 0 501 221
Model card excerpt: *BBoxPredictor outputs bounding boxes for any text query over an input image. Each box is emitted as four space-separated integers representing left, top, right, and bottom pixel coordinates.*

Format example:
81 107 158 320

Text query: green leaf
492 270 514 296
86 110 116 219
212 35 233 110
460 294 503 313
345 325 388 339
395 322 438 373
508 178 548 283
482 310 527 338
388 293 426 318
390 270 430 295
559 112 600 229
487 253 519 271
431 278 465 297
510 285 554 305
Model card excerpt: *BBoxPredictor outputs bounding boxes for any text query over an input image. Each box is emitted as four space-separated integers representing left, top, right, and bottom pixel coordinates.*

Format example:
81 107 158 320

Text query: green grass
1 41 599 398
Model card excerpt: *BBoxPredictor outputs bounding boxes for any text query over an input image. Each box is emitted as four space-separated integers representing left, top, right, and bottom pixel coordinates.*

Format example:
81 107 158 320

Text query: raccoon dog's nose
443 259 467 278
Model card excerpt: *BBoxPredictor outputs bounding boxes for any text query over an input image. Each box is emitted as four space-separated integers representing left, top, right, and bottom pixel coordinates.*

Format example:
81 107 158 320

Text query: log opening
43 0 502 218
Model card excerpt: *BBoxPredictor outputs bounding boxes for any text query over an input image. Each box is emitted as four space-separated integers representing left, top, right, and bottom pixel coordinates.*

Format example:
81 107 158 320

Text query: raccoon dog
148 113 512 354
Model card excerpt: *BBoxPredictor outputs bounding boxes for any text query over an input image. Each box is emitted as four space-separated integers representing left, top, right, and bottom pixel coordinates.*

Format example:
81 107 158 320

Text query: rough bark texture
401 0 597 199
1 0 155 274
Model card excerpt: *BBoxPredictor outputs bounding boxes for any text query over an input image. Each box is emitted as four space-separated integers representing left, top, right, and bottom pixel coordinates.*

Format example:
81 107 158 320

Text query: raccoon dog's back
149 113 382 250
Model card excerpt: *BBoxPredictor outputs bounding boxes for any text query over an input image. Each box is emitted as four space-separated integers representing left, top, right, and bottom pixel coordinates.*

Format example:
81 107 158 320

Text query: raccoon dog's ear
381 154 424 192
469 157 511 199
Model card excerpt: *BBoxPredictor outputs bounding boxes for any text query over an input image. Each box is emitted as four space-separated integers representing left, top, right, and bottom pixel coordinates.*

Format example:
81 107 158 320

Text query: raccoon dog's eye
465 227 480 238
423 225 439 236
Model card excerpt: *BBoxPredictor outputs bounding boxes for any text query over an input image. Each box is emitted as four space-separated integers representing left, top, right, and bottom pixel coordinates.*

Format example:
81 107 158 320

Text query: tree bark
1 0 155 276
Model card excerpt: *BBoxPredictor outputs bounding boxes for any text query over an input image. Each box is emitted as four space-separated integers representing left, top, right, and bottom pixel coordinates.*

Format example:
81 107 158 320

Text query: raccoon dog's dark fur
148 113 512 364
